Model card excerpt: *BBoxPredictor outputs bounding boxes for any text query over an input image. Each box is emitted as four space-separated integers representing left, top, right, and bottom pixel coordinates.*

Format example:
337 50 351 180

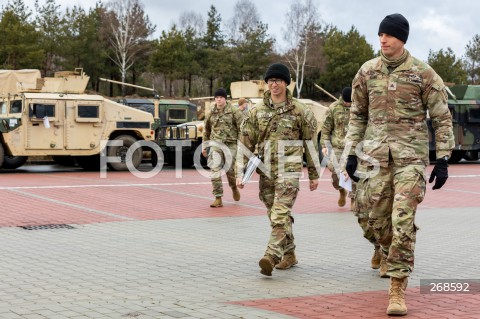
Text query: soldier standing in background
345 14 454 316
237 97 249 118
236 63 319 276
202 88 244 208
320 87 353 208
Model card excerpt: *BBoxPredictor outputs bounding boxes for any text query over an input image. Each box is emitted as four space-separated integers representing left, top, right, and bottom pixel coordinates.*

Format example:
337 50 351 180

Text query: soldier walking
320 87 353 208
237 63 320 276
345 14 454 315
202 88 244 208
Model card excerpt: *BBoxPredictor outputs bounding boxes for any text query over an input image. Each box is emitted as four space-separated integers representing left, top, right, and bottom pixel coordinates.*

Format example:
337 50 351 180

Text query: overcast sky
19 0 480 62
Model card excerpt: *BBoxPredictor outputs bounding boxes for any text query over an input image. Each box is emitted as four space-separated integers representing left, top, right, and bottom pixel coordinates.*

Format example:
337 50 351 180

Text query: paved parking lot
0 163 479 318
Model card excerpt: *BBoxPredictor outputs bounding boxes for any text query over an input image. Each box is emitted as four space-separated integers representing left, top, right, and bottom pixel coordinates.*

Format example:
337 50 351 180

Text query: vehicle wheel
200 153 208 168
182 156 194 168
448 150 465 164
53 156 77 167
1 155 28 169
463 151 479 161
107 135 142 171
150 149 158 167
74 154 101 171
165 152 176 166
0 144 4 167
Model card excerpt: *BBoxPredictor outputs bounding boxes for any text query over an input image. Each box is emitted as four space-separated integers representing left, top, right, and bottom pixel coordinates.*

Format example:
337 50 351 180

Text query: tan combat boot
371 246 381 269
350 197 356 212
210 197 223 207
387 277 408 316
259 255 277 276
232 187 240 201
275 252 298 270
379 253 389 278
338 189 347 207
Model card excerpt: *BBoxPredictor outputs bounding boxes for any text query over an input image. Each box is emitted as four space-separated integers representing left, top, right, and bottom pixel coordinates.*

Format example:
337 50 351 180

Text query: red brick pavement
0 163 478 227
231 287 480 318
1 163 479 319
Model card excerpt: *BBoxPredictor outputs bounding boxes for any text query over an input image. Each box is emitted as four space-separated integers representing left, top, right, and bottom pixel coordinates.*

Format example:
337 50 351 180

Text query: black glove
346 155 359 182
429 158 448 190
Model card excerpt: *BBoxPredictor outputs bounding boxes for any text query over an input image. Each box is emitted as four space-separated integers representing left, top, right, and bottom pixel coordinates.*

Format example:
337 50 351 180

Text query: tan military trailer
0 69 155 170
157 80 329 167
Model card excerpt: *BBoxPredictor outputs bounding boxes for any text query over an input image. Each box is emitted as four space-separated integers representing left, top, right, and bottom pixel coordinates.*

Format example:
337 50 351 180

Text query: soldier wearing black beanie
378 13 409 43
264 63 291 85
214 87 227 99
346 11 454 318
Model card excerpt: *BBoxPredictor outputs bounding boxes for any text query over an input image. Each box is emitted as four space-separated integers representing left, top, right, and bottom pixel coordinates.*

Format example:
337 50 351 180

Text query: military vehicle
428 85 480 163
156 80 329 167
99 78 199 167
0 69 155 171
117 97 197 127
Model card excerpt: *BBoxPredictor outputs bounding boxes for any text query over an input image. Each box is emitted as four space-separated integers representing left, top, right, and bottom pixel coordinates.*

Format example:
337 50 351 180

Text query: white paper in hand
339 173 352 192
241 156 261 185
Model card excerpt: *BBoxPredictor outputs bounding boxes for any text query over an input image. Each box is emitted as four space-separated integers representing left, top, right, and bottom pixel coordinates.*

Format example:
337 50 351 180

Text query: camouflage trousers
207 143 237 197
326 148 345 191
364 162 426 278
352 178 377 247
259 175 299 262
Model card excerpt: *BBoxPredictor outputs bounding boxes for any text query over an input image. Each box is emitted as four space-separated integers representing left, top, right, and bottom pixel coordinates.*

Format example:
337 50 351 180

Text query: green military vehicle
100 78 200 167
117 97 197 127
428 85 480 163
0 69 155 170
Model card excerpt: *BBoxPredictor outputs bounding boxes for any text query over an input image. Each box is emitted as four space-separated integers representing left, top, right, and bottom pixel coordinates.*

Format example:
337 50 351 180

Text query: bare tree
103 0 155 94
282 0 321 98
178 11 205 36
226 0 260 44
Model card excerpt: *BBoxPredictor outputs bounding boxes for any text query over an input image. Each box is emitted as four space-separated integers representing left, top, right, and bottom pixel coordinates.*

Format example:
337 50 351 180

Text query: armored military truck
428 85 480 163
99 78 199 167
157 80 329 167
0 69 155 170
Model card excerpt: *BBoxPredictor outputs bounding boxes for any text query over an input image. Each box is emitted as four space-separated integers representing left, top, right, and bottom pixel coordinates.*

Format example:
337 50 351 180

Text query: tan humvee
0 69 155 170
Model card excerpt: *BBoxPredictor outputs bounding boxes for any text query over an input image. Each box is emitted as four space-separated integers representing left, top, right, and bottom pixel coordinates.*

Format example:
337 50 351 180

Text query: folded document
241 156 261 185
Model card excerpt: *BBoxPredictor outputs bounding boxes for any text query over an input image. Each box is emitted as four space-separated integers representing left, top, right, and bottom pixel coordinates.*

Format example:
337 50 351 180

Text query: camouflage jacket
203 102 243 145
240 89 319 180
320 97 351 150
345 51 454 167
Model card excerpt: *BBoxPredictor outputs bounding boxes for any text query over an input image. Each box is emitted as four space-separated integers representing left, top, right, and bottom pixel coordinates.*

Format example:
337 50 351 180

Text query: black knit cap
378 13 409 43
342 87 352 103
214 87 227 99
264 63 291 85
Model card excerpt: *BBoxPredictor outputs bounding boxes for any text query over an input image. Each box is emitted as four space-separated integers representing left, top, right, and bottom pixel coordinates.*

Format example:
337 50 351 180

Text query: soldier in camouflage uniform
237 97 249 119
202 88 244 208
236 63 320 277
345 14 454 316
320 87 353 208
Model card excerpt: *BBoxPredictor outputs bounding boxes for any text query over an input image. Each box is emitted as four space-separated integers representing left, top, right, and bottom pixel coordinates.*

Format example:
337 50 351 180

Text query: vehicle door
64 99 104 150
25 98 65 150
